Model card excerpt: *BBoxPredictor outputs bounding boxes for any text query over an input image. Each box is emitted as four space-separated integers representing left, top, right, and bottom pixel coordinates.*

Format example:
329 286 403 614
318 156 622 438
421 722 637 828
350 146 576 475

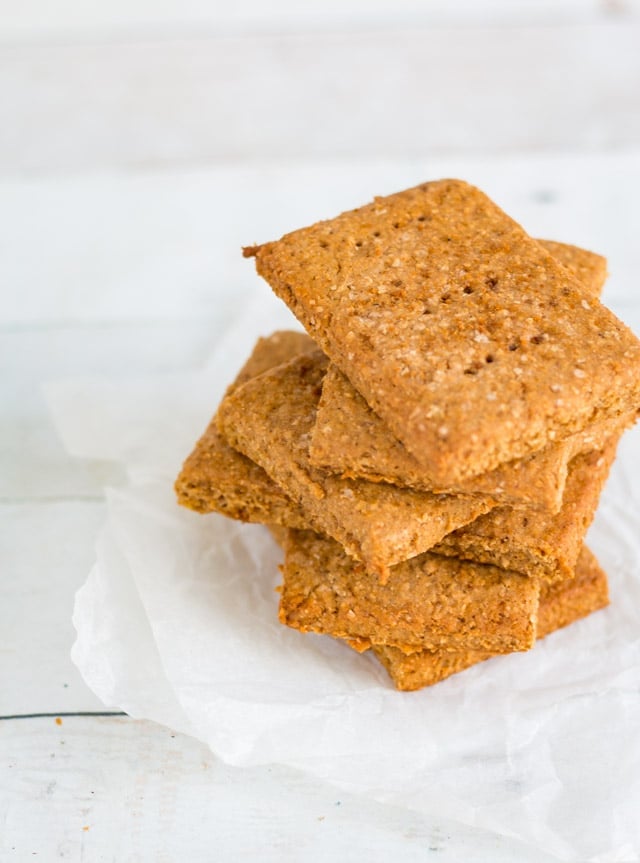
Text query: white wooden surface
2 3 640 860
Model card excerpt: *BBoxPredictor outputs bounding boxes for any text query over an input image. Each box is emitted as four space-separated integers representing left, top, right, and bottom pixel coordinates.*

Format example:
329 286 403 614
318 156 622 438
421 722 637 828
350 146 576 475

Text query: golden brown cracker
246 179 640 483
433 441 619 582
218 351 494 580
373 546 608 690
175 331 314 526
279 528 539 654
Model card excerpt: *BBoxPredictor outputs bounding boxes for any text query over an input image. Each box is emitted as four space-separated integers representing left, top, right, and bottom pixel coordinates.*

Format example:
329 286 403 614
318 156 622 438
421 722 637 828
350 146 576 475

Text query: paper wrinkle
71 524 196 738
47 310 640 861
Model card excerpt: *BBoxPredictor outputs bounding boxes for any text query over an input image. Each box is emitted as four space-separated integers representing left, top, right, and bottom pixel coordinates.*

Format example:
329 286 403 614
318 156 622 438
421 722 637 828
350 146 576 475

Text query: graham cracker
307 238 612 511
311 363 569 510
245 180 640 483
310 367 634 512
433 440 619 582
278 528 539 654
175 330 314 526
217 351 494 581
372 545 608 690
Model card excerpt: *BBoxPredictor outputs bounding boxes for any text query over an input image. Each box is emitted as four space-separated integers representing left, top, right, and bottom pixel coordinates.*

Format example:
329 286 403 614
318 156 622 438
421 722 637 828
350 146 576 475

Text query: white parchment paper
47 291 640 862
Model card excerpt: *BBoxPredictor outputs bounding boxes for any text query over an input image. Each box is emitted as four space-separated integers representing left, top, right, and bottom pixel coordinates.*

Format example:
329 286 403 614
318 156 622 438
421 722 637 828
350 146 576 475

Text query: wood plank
0 716 556 862
1 153 639 326
0 22 638 172
0 0 626 41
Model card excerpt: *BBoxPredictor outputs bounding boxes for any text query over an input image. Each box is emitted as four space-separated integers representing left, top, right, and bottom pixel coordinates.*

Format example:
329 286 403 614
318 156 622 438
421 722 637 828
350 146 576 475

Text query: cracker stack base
176 180 640 691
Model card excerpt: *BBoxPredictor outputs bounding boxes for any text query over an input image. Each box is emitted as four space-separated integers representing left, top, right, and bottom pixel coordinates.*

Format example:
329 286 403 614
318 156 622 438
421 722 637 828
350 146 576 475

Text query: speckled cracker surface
246 180 640 483
311 363 573 511
310 367 634 511
373 545 608 690
217 351 493 580
175 330 314 526
309 240 614 510
434 440 619 581
279 528 539 654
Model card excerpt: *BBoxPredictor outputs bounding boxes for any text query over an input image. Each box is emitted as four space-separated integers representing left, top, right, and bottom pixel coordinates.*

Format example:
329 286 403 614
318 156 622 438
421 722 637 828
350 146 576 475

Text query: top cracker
245 179 640 483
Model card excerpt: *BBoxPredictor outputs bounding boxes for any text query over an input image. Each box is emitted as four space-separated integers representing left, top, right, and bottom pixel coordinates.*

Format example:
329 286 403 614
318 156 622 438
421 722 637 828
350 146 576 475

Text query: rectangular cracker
245 179 640 483
308 239 617 509
217 351 494 581
278 528 540 654
175 330 314 527
310 364 635 511
433 440 619 582
311 364 567 510
372 545 608 690
309 239 612 510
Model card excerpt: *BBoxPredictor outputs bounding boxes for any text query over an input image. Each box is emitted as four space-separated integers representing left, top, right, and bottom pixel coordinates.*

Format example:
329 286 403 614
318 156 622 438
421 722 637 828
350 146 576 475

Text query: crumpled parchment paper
47 291 640 862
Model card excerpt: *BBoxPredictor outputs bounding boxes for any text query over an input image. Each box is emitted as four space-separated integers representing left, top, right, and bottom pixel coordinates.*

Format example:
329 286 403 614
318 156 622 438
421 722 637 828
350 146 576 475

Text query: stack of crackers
176 180 640 690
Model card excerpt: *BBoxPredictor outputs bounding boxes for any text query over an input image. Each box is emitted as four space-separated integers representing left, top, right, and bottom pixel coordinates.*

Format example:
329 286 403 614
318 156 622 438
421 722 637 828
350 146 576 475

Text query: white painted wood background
2 1 640 859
